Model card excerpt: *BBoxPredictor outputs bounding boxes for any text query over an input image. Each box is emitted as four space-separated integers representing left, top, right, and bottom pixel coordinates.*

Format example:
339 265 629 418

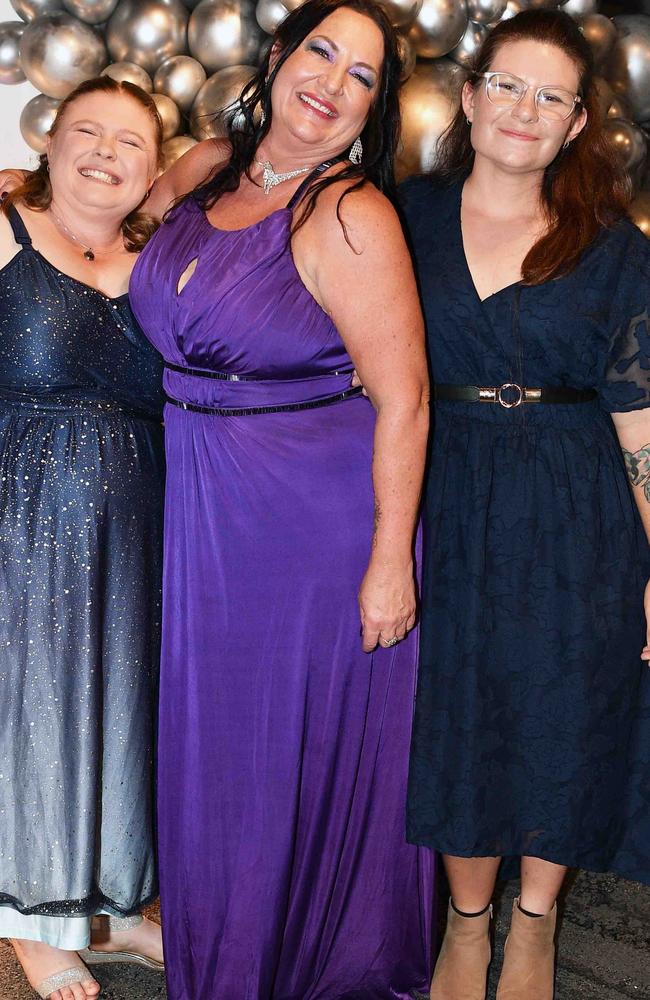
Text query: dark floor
2 872 649 999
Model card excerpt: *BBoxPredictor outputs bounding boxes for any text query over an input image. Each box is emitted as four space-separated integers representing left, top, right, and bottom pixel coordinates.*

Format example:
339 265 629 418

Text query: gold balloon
629 190 650 238
101 61 153 91
154 55 207 113
398 58 467 179
161 134 198 171
106 0 189 76
19 12 107 100
410 0 468 60
0 20 26 84
152 92 182 140
190 63 257 139
577 13 617 70
19 92 59 152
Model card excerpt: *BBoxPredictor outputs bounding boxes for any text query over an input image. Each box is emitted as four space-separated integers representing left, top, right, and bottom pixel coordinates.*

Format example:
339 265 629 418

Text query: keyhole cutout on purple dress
177 258 199 296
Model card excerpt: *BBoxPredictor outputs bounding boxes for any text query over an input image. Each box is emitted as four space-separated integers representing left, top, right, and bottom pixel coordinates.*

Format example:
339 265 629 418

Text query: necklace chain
255 159 312 196
49 205 123 262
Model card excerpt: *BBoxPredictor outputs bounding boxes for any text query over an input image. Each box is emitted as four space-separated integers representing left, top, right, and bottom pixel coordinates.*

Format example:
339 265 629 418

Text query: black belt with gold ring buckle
434 383 597 408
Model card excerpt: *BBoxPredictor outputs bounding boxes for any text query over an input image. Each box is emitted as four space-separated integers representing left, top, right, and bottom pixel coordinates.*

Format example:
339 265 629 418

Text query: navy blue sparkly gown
0 206 165 918
403 177 650 883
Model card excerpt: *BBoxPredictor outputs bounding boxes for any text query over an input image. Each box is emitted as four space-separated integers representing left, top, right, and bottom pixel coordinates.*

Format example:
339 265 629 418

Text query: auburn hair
2 76 163 253
435 9 631 285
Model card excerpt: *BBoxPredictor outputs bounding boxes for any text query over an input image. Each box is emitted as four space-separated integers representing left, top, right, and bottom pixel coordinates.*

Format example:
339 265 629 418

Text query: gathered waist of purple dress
163 363 363 415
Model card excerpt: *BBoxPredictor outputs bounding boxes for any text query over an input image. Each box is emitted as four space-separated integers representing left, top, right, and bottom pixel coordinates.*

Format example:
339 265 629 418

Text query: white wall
0 0 41 169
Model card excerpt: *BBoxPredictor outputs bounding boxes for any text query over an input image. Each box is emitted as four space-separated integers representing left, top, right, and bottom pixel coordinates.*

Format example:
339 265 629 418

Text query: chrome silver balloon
377 0 423 29
161 133 197 170
397 29 417 81
562 0 597 18
466 0 506 25
101 61 153 91
410 0 468 60
499 0 527 20
189 0 262 74
152 92 182 140
255 0 289 35
603 117 647 176
450 19 488 68
190 63 257 139
10 0 63 21
281 0 305 10
154 55 206 112
398 58 467 177
62 0 119 23
19 92 59 152
629 190 650 237
608 15 650 124
106 0 189 76
19 13 107 100
577 13 617 70
0 20 26 84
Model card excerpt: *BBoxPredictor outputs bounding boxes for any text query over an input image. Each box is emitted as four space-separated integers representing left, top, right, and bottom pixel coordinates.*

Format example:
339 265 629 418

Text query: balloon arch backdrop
0 0 648 230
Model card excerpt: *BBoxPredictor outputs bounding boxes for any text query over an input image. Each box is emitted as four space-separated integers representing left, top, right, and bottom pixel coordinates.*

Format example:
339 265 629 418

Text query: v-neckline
456 180 522 306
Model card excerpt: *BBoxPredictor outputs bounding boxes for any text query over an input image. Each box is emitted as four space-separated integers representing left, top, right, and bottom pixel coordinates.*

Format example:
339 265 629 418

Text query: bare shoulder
149 138 230 218
307 177 403 255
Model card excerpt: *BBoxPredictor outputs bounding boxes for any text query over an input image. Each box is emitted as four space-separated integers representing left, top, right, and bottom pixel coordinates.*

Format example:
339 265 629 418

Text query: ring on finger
383 636 399 647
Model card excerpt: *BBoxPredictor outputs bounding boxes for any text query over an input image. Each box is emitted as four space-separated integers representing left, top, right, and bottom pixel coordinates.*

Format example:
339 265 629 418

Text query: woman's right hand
0 169 27 199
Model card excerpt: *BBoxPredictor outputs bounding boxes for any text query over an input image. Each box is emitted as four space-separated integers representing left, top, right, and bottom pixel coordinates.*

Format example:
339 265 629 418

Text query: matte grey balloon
0 20 26 84
190 63 257 139
62 0 119 24
450 19 488 68
466 0 506 25
154 55 206 112
19 92 59 152
578 13 617 70
377 0 423 29
255 0 289 35
19 13 107 99
161 133 197 170
10 0 63 22
608 15 650 124
107 0 188 76
101 61 153 91
398 58 467 177
152 92 182 140
410 0 468 59
189 0 262 73
562 0 597 17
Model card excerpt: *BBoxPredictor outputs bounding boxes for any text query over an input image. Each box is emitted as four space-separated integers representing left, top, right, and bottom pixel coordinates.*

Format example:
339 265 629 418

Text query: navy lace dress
403 176 650 883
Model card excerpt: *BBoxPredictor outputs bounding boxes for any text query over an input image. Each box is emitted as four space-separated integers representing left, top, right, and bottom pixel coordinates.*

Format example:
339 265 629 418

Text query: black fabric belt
165 386 362 416
434 383 597 408
164 362 354 382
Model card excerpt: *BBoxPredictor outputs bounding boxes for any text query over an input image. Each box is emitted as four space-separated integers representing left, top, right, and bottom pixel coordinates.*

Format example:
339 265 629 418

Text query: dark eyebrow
311 34 378 75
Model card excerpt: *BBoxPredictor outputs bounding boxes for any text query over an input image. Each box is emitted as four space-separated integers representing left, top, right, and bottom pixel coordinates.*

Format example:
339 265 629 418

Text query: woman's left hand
642 577 650 662
358 558 417 653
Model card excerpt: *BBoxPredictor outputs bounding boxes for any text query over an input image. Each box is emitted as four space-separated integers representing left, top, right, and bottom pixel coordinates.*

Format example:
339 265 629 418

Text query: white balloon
106 0 189 76
190 63 257 139
19 12 107 100
0 20 26 84
189 0 262 74
101 61 154 91
20 92 59 152
410 0 469 60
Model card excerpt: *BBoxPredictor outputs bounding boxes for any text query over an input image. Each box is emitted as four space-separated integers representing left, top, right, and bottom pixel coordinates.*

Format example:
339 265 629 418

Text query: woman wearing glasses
401 10 650 1000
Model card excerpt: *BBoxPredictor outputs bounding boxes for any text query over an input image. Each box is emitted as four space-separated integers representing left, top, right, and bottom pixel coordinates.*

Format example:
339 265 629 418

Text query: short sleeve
600 221 650 413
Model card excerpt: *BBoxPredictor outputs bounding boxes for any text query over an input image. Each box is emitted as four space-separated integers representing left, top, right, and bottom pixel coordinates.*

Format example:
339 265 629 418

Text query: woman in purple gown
129 0 434 996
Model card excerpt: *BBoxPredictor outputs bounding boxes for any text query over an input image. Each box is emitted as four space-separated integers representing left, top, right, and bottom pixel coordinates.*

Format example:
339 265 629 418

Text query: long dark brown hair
2 76 164 253
189 0 403 235
435 9 631 285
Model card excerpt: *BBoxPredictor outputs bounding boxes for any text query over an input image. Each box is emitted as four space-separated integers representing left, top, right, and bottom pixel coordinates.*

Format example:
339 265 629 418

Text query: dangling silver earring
349 136 363 165
563 139 570 150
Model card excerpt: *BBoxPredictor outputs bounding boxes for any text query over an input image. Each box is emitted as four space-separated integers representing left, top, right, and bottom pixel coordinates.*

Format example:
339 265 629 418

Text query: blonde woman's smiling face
269 7 384 157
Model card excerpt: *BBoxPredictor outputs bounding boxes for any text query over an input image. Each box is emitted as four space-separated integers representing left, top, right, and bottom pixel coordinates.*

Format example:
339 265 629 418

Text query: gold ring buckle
497 382 524 408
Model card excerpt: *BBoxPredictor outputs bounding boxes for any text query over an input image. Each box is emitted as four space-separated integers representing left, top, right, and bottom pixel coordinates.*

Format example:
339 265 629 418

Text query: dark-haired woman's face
47 91 160 218
462 39 587 176
270 8 384 158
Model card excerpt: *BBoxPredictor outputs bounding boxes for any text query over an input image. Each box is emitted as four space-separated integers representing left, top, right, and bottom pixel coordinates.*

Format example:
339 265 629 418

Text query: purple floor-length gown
129 170 434 1000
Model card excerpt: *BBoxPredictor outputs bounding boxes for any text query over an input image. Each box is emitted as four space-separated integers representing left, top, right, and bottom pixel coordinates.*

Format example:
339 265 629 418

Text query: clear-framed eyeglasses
476 71 582 122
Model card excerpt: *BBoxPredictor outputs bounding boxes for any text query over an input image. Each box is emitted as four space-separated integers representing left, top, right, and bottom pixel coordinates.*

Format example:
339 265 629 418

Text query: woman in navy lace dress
402 11 650 1000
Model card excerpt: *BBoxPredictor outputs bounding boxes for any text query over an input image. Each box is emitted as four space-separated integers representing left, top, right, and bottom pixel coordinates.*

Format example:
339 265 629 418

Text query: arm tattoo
623 443 650 502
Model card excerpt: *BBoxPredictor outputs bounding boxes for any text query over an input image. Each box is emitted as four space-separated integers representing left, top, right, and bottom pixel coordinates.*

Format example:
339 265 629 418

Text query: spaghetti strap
286 156 345 211
6 205 33 248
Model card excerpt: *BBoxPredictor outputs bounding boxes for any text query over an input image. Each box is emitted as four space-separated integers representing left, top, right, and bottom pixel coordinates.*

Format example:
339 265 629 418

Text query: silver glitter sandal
79 914 164 972
34 962 99 999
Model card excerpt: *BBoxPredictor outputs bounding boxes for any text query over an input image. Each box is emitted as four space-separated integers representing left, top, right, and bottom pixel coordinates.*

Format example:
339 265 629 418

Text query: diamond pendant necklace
49 205 123 262
255 158 312 196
